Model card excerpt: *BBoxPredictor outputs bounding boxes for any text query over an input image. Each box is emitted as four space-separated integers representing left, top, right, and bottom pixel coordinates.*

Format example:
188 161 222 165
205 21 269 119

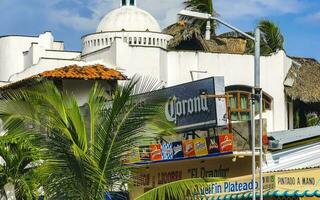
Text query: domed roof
96 6 161 32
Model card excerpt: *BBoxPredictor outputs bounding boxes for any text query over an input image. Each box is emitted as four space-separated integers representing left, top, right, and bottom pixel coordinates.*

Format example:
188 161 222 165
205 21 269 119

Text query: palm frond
135 178 223 200
245 20 284 55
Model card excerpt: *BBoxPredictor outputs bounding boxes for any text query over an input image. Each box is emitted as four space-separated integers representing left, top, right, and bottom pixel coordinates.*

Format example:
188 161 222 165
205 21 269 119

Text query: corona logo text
165 96 209 123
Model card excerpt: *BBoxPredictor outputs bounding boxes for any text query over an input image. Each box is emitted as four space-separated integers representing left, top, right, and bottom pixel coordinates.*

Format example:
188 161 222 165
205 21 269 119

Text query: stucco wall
62 79 114 106
10 58 86 82
0 36 39 81
166 50 291 132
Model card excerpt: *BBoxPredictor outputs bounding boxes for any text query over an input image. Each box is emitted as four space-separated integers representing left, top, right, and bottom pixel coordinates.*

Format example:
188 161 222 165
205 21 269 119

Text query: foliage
0 78 174 199
0 122 42 199
180 0 218 35
246 20 284 55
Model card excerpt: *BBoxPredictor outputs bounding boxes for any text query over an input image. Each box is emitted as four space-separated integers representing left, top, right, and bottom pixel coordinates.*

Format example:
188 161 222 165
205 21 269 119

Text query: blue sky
0 0 319 60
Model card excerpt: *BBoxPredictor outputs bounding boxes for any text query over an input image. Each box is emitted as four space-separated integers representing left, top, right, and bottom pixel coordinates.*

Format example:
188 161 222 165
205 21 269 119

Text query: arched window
226 85 272 121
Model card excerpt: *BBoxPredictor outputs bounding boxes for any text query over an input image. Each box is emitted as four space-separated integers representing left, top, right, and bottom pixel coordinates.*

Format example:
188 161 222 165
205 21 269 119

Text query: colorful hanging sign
150 144 162 161
161 143 173 160
139 146 150 161
194 138 208 156
127 147 141 164
172 141 184 159
206 136 220 154
182 140 196 158
218 134 233 152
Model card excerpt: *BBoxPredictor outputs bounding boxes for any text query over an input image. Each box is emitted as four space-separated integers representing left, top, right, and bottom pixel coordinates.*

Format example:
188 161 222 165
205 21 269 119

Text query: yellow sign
130 166 320 199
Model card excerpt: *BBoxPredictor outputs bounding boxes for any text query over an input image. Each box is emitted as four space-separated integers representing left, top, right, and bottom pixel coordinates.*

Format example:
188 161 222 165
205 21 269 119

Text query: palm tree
0 78 173 199
180 0 218 35
0 123 42 200
246 20 284 55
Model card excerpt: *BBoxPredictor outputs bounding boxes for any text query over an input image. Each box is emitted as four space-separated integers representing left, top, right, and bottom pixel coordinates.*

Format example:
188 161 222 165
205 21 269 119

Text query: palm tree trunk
4 183 16 200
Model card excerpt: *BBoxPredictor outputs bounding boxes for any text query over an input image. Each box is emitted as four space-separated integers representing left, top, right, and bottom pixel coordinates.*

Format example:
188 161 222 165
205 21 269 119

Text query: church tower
121 0 136 6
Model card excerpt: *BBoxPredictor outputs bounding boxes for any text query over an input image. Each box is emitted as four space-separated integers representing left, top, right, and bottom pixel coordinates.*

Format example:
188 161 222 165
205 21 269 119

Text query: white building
0 0 301 133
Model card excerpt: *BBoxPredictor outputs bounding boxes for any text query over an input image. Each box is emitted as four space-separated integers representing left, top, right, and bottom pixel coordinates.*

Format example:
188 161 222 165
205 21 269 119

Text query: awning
213 190 320 200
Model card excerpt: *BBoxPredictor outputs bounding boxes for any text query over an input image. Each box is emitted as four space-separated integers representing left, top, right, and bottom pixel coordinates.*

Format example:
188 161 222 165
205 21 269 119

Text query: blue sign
139 77 227 132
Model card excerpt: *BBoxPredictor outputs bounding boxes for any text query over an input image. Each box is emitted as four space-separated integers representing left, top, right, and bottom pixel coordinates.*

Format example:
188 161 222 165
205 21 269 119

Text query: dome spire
121 0 136 6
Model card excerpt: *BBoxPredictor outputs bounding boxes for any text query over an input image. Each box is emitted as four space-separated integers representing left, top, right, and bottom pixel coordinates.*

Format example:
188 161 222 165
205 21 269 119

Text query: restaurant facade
124 76 320 200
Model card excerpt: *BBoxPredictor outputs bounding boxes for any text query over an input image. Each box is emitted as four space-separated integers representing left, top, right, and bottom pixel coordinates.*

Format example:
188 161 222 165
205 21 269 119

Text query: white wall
45 50 80 60
0 36 39 81
82 38 169 85
0 32 76 82
166 50 291 132
62 79 114 106
81 37 292 132
10 58 86 82
82 31 172 55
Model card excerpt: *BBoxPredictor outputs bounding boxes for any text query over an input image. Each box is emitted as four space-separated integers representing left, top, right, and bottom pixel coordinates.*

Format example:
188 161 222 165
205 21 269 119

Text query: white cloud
48 10 99 31
303 12 320 23
44 0 307 32
46 0 118 31
214 0 304 20
138 0 184 28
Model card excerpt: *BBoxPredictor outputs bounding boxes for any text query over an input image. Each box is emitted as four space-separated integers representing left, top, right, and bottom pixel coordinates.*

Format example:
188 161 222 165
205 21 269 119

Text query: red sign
218 134 233 152
182 140 196 158
150 144 162 161
263 134 269 145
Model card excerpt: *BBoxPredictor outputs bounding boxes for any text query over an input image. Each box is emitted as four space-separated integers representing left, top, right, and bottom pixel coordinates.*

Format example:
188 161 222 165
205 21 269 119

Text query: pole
259 88 263 200
205 20 211 40
254 27 262 200
250 87 256 200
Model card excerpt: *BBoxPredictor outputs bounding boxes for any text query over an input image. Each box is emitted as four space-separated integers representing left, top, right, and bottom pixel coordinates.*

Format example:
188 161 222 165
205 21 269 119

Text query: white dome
97 6 161 32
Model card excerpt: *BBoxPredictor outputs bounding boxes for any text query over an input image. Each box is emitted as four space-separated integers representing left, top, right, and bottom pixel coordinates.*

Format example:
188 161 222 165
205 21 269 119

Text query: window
130 0 135 5
143 37 146 45
226 90 272 121
94 40 97 46
101 39 104 46
97 39 100 46
122 0 126 6
148 38 151 45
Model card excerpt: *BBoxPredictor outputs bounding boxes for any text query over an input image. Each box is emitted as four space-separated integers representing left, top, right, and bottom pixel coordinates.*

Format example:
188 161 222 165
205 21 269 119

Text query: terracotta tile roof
40 64 126 80
0 64 126 90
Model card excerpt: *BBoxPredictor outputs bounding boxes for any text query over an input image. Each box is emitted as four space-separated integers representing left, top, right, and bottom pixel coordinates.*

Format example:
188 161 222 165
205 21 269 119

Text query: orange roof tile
40 64 126 80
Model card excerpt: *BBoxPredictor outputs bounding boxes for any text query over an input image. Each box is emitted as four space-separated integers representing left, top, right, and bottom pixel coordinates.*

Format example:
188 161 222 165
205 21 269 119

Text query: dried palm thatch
163 21 247 54
285 57 320 103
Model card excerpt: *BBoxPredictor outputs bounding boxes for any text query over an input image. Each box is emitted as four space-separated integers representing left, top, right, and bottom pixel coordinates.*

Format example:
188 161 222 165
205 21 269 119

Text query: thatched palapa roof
163 21 247 54
285 57 320 103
